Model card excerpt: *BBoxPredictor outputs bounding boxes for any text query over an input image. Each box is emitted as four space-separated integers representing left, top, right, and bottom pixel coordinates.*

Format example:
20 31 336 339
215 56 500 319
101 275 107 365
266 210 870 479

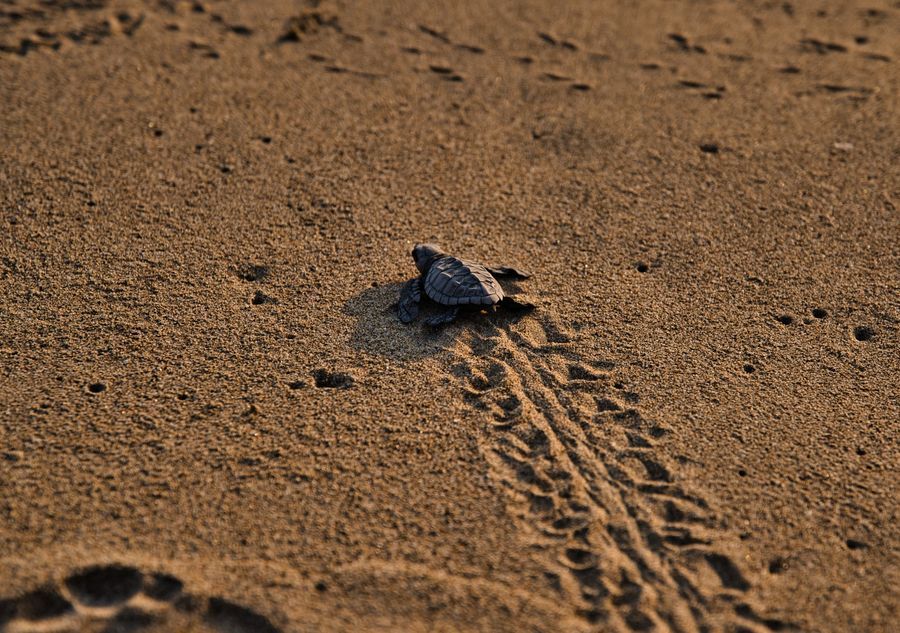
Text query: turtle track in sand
0 563 281 633
449 314 792 633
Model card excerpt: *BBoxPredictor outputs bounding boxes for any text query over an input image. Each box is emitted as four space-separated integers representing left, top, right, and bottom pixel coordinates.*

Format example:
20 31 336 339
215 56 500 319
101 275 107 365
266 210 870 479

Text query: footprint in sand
0 564 280 633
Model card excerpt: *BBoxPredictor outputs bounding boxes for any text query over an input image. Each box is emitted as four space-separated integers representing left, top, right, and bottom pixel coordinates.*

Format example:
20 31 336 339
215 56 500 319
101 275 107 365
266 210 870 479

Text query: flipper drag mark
450 315 791 632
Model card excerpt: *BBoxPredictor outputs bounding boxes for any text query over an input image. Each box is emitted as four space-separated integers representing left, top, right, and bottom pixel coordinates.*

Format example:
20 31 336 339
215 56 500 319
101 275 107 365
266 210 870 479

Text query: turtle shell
423 256 504 306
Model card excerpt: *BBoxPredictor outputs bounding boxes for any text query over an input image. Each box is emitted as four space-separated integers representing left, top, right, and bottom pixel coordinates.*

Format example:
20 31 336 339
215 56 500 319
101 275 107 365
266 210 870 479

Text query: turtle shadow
342 283 535 361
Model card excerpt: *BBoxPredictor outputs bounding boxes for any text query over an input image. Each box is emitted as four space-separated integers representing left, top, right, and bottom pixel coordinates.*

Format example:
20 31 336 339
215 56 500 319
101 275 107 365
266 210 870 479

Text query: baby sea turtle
398 243 531 326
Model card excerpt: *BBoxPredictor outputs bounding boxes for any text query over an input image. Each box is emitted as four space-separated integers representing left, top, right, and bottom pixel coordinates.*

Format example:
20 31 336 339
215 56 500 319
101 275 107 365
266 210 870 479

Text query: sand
1 1 898 632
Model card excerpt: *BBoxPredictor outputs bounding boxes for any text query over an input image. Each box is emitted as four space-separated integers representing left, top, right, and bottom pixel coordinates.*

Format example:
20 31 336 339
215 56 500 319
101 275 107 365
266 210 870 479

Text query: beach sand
1 1 898 631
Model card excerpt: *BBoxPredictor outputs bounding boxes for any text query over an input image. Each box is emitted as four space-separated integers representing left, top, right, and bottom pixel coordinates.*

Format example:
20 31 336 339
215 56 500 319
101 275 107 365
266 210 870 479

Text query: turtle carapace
398 243 531 326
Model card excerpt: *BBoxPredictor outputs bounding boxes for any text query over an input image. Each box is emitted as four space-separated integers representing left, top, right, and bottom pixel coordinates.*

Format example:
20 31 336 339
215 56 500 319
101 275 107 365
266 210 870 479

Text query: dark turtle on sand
398 243 531 326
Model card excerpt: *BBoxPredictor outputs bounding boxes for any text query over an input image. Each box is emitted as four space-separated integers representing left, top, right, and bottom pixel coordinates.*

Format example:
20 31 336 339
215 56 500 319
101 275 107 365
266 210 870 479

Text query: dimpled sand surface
1 1 898 632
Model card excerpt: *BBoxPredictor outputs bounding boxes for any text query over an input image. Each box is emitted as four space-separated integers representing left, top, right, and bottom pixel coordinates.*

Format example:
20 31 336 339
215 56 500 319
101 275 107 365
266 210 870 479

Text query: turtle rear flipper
424 306 459 327
486 266 531 280
500 296 536 314
398 277 422 323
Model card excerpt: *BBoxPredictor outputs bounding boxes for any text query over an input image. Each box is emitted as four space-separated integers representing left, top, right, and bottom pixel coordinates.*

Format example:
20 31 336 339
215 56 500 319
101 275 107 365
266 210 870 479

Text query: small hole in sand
260 136 272 144
313 369 353 389
314 581 328 592
738 469 747 477
853 326 874 342
743 364 755 374
87 383 107 394
636 262 649 273
768 558 787 574
776 315 793 325
855 447 866 456
237 264 268 282
699 143 719 153
288 381 304 390
153 129 164 137
251 290 277 305
812 308 828 319
845 538 867 550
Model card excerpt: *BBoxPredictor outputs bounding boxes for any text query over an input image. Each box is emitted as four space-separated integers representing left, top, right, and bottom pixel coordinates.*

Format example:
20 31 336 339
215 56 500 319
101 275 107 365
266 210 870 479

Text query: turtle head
412 243 442 274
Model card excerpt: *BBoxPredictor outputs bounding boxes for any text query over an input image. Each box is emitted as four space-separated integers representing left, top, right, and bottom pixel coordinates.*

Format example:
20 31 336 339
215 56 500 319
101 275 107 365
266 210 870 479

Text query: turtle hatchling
398 243 532 326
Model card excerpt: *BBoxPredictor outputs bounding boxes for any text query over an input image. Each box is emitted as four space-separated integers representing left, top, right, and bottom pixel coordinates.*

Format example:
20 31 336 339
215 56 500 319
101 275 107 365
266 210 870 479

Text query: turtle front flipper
486 266 531 280
424 306 459 327
398 277 422 323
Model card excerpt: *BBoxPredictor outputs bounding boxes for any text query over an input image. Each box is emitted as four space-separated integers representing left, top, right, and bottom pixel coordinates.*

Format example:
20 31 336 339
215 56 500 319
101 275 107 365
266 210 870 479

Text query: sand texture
1 1 898 632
